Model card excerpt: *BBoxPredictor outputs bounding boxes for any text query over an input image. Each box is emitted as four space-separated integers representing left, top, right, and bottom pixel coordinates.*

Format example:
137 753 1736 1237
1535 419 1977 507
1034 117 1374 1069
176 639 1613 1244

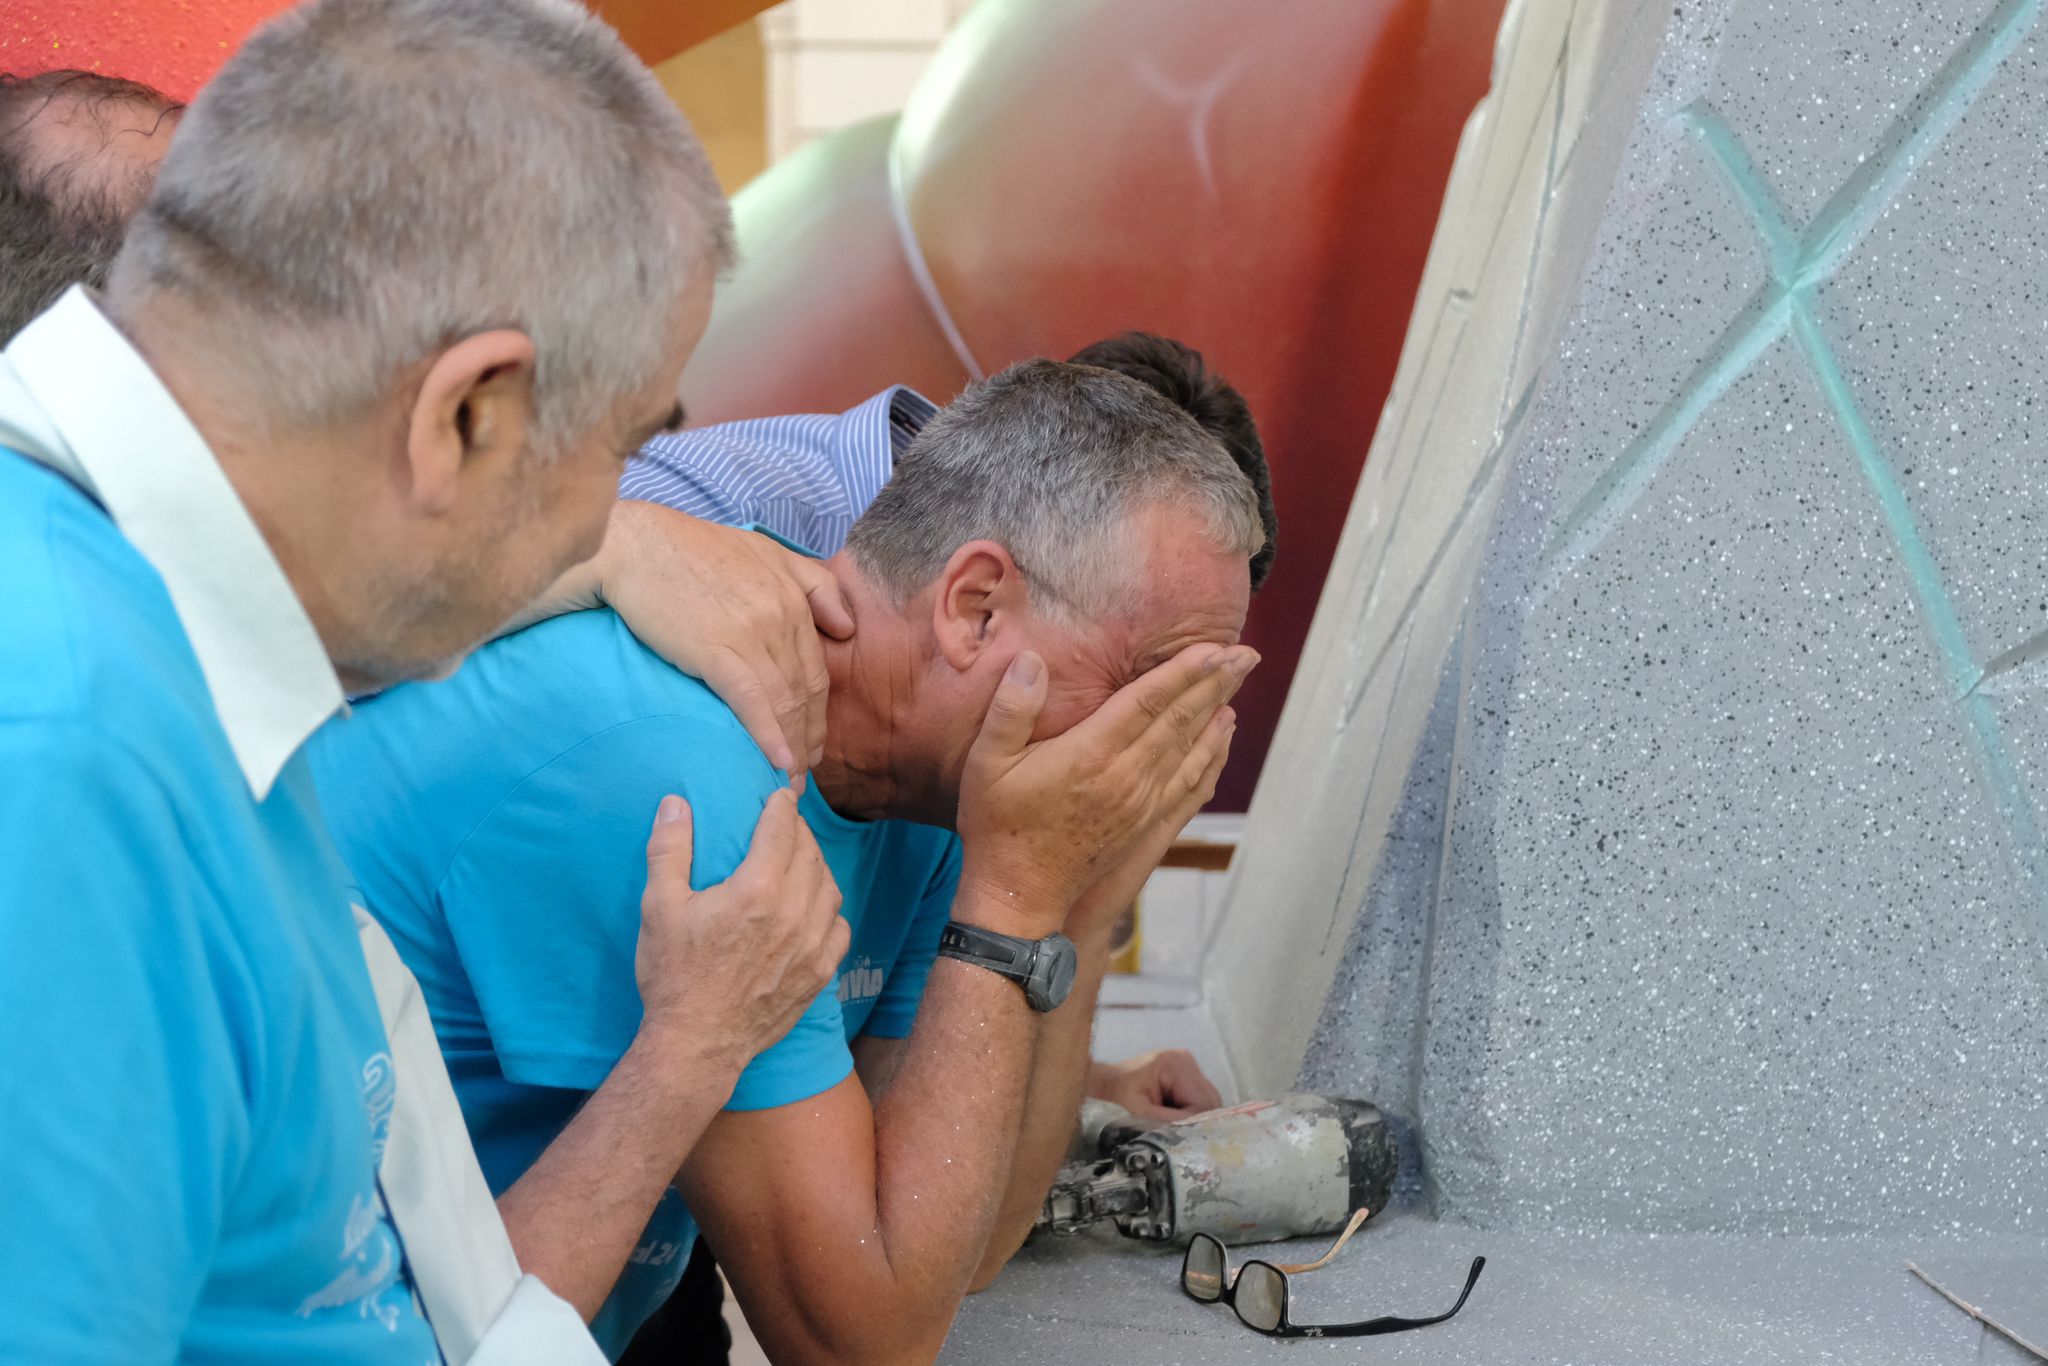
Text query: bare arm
850 1032 908 1094
680 644 1255 1365
970 706 1240 1289
682 899 1044 1366
964 927 1112 1293
497 1027 739 1320
499 789 847 1319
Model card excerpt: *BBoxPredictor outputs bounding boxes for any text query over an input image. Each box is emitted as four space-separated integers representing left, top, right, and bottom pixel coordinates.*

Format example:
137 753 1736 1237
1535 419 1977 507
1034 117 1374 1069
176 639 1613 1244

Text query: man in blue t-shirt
621 331 1282 1146
314 358 1267 1361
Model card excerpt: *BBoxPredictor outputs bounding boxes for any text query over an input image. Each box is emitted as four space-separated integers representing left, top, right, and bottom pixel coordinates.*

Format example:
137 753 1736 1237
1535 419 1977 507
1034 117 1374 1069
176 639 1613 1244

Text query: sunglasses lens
1183 1236 1226 1302
1235 1261 1285 1333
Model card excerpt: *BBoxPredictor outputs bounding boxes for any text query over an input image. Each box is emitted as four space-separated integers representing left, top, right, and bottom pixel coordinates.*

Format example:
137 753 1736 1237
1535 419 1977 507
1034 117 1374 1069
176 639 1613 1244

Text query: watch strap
938 921 1034 980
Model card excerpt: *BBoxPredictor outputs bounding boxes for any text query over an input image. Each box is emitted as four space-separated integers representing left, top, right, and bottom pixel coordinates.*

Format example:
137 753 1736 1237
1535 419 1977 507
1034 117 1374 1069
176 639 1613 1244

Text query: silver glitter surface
1211 0 2048 1241
945 1214 2040 1363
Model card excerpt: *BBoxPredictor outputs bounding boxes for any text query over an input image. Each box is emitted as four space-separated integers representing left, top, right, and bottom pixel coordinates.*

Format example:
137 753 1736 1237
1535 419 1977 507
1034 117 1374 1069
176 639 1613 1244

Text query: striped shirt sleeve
619 385 932 555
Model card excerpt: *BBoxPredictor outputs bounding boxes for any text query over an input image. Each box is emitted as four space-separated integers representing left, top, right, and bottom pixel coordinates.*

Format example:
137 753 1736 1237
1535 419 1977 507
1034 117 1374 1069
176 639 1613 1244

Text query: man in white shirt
0 2 833 1360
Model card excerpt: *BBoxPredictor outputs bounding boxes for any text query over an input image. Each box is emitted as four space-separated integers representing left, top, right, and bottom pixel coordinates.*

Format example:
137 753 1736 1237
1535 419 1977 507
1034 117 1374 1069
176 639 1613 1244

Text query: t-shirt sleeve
0 726 243 1362
435 714 784 1092
860 834 962 1040
722 988 854 1112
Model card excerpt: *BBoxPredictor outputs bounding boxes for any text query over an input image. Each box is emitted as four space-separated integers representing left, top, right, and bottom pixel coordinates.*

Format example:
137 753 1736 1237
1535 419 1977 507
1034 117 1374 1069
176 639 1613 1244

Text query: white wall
759 0 978 162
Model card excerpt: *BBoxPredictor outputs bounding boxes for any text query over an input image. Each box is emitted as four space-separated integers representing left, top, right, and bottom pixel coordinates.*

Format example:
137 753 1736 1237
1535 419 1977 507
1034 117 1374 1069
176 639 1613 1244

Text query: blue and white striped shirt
621 385 936 553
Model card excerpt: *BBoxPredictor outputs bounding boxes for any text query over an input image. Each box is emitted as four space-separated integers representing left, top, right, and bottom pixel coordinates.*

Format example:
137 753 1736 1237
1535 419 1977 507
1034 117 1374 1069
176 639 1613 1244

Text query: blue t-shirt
309 607 960 1357
0 455 439 1363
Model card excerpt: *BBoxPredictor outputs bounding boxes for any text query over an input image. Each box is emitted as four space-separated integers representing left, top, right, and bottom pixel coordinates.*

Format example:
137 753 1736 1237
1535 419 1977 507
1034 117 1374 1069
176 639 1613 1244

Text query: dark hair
0 70 181 343
1069 332 1277 591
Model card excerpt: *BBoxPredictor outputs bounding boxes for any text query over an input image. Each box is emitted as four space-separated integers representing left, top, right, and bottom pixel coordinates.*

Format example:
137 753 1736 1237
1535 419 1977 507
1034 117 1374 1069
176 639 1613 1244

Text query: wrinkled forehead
1094 519 1252 683
1127 573 1248 670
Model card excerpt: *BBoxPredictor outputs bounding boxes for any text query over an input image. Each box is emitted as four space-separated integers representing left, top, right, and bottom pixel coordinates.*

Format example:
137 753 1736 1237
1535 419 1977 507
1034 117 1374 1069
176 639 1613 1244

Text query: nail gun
1035 1093 1399 1245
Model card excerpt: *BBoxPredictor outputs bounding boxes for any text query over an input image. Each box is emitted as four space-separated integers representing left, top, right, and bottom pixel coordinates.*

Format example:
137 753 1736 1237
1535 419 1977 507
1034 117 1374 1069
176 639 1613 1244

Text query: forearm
497 1028 739 1320
969 927 1111 1289
747 885 1046 1365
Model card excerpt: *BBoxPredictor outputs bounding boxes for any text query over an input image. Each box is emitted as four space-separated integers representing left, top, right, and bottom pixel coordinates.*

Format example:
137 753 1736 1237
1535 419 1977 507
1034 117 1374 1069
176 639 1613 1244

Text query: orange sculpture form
683 0 1507 807
1 2 771 100
3 0 289 102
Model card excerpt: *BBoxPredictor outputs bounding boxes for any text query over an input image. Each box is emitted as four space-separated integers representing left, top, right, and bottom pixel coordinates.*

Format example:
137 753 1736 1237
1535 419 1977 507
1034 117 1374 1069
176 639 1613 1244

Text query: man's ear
931 540 1030 672
403 329 538 515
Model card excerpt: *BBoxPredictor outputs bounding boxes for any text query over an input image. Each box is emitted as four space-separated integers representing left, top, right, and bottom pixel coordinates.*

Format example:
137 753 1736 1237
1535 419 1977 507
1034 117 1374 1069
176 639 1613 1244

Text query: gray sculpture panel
1813 27 2048 673
1218 0 2048 1236
1433 337 2046 1231
1709 0 2003 223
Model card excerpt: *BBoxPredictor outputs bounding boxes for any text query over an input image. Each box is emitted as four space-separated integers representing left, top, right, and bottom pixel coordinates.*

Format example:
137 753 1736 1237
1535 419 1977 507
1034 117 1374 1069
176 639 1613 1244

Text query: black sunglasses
1181 1220 1484 1340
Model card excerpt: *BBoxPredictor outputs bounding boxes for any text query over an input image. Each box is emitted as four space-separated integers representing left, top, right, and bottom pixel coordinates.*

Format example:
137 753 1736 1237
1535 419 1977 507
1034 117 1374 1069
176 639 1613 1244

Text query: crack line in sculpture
1343 382 1535 728
1497 35 1576 436
1346 35 1574 695
1536 0 2048 950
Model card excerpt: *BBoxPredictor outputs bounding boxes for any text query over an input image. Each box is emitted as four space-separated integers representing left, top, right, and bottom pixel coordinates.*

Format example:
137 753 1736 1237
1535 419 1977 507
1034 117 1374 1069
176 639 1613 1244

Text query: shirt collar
1 287 346 800
884 385 936 456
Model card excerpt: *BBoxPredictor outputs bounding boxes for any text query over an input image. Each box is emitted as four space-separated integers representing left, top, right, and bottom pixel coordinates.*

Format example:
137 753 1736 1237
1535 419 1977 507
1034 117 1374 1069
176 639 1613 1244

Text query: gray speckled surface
946 1214 2040 1364
1216 0 2048 1235
951 0 2048 1354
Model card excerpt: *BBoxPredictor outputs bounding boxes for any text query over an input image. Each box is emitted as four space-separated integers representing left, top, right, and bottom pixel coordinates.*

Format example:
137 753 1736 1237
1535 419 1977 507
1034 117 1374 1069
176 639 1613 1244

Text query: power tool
1034 1093 1399 1245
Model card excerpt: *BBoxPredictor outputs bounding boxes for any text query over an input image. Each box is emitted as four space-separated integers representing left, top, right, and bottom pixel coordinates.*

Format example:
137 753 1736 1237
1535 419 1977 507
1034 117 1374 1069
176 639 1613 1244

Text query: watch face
1032 934 1080 1011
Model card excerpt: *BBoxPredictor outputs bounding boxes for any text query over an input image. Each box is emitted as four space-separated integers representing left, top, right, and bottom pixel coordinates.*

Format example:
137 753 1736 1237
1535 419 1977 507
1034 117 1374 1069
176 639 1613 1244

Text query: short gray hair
847 359 1265 623
107 0 732 454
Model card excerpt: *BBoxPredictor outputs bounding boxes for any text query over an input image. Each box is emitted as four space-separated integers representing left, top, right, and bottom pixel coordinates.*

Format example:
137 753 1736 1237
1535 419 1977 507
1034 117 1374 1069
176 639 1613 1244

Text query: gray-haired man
0 1 848 1360
311 359 1264 1362
0 59 857 786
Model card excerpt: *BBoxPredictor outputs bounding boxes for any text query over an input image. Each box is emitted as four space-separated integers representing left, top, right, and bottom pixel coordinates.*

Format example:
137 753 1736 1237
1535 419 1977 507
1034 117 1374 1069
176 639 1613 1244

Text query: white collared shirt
0 286 602 1366
0 286 344 800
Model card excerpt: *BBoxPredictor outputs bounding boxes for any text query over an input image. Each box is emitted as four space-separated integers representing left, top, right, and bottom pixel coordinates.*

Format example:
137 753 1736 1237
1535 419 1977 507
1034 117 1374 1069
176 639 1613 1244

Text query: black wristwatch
937 922 1078 1012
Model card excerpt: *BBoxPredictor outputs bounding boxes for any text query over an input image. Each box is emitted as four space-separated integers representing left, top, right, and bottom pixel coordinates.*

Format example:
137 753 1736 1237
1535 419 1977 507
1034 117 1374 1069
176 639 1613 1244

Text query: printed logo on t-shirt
628 1237 685 1269
361 1049 396 1165
837 955 886 1007
294 1051 413 1331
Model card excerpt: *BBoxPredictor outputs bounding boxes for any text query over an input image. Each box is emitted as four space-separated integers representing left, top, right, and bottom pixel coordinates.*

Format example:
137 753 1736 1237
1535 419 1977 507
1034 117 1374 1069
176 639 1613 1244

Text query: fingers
714 651 800 776
1126 647 1256 770
796 555 857 641
724 598 832 787
1076 642 1257 757
1157 1048 1224 1113
791 620 831 777
967 651 1049 764
737 786 803 881
641 794 696 909
787 813 834 911
1165 707 1236 823
819 913 853 977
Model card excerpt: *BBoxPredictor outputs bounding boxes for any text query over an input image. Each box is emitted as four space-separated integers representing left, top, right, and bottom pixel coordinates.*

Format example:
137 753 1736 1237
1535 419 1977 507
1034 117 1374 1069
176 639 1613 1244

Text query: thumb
971 651 1048 761
643 794 697 901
